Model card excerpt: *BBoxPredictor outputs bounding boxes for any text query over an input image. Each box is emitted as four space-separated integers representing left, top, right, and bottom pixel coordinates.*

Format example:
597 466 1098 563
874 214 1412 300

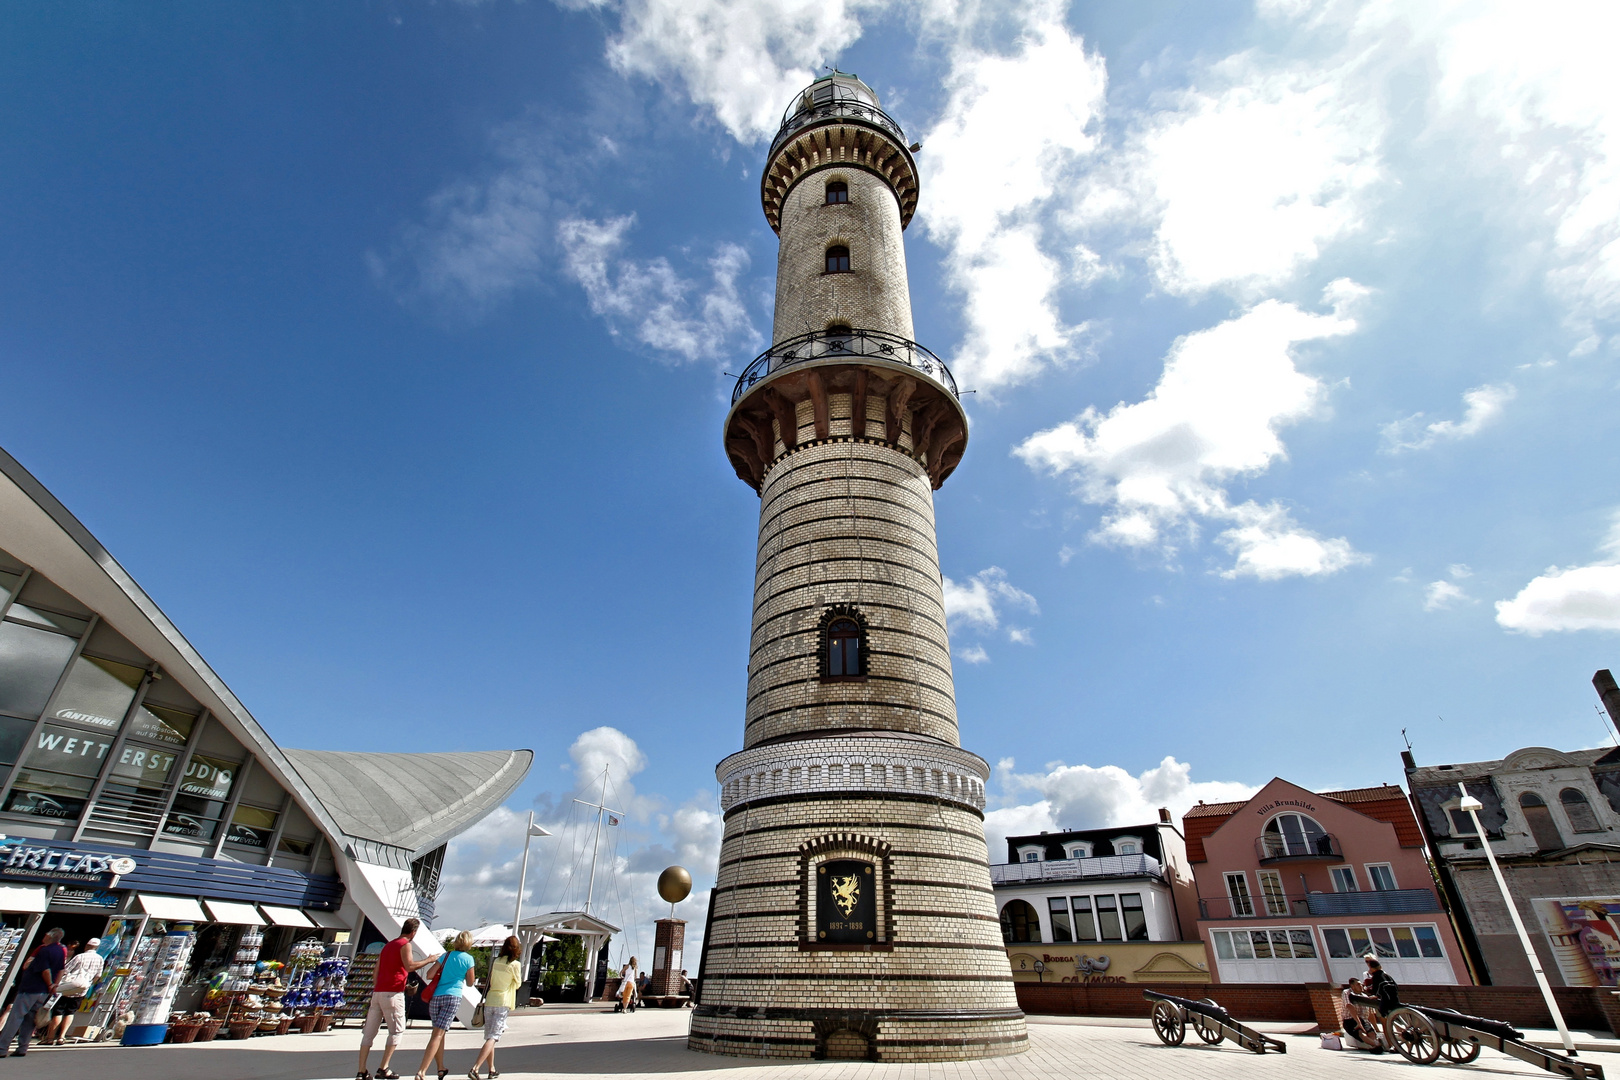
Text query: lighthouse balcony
732 328 958 405
770 96 908 161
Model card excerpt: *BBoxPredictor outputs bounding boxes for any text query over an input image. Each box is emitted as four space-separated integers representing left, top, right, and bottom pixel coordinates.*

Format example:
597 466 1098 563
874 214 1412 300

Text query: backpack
1374 975 1400 1014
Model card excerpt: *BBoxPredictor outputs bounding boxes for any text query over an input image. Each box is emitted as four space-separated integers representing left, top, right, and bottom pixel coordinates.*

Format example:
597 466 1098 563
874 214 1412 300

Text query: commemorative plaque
816 859 876 943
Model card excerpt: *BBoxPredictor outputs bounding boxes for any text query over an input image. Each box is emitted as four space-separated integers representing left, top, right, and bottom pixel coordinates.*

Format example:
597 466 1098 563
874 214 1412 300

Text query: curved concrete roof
0 443 532 869
285 748 532 858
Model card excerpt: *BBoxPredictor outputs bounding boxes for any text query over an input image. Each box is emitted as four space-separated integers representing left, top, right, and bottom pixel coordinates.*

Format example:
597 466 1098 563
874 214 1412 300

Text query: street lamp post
512 812 552 995
1456 784 1576 1053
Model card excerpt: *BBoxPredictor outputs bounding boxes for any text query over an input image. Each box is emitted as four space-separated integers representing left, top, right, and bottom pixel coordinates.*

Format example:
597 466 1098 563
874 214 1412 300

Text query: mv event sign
0 836 137 885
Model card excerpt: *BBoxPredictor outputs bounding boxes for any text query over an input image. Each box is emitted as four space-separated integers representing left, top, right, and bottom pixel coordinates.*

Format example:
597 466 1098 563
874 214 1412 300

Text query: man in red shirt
357 918 432 1080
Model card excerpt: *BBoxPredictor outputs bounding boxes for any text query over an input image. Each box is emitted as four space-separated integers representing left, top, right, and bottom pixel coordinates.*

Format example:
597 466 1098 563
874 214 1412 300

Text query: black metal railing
770 98 908 160
1256 832 1341 861
731 328 958 405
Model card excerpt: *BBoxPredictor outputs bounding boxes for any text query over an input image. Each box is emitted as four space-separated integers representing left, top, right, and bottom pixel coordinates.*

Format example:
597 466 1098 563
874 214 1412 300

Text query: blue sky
3 1 1619 951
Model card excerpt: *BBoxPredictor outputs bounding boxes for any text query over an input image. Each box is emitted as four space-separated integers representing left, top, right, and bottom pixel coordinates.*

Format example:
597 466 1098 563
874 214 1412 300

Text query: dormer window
1118 843 1138 855
1015 844 1044 863
825 246 851 274
1066 844 1091 860
1113 835 1142 856
1024 851 1040 863
825 181 848 204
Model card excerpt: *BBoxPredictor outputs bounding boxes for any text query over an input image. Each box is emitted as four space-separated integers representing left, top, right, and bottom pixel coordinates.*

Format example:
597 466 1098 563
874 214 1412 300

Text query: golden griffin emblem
831 872 860 916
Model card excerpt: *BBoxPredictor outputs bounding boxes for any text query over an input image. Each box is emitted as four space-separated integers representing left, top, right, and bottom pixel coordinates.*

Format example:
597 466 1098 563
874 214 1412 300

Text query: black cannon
1143 989 1287 1054
1346 993 1603 1078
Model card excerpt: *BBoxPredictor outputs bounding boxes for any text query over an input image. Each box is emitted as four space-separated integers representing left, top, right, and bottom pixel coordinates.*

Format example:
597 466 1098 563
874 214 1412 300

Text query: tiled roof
1320 784 1405 803
1185 800 1247 818
1182 784 1424 861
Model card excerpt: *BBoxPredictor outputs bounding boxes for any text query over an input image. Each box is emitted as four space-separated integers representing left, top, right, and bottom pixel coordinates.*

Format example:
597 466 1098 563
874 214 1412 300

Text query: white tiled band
717 737 989 813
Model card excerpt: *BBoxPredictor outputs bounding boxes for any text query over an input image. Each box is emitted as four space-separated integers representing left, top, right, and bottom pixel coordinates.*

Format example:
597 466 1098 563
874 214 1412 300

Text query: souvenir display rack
124 928 200 1044
333 950 378 1024
0 926 29 986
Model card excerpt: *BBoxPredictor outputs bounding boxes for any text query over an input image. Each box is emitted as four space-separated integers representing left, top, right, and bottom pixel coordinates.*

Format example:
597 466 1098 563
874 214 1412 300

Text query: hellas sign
0 836 138 884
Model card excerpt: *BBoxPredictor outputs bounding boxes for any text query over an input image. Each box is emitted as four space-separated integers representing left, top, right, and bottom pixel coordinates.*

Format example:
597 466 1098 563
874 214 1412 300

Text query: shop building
992 815 1210 984
1185 778 1469 987
0 444 530 1016
1405 743 1620 986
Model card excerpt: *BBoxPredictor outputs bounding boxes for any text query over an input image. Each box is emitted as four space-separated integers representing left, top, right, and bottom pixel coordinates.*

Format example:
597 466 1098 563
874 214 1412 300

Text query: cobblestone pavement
2 1007 1589 1079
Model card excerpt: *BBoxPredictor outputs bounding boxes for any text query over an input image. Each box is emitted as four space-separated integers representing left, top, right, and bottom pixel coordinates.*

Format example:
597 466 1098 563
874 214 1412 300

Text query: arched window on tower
1561 788 1603 833
825 180 849 204
819 606 868 681
825 245 851 274
1520 791 1567 851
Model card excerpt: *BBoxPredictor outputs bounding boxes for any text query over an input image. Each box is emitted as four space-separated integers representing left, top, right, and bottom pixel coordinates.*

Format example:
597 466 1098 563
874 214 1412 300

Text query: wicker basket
291 1014 317 1034
196 1018 224 1042
313 1013 333 1032
274 1017 293 1036
228 1020 257 1040
168 1023 202 1044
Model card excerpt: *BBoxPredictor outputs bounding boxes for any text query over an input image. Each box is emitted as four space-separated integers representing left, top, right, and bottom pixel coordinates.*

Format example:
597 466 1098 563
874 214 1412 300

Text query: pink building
1184 778 1470 986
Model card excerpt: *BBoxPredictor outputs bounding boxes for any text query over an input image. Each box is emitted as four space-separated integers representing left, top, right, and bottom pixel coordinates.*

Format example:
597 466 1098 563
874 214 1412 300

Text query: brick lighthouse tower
690 73 1027 1063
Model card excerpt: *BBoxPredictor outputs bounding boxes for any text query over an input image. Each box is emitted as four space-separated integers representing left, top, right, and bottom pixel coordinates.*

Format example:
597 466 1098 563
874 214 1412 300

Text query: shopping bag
1320 1032 1343 1050
455 984 483 1029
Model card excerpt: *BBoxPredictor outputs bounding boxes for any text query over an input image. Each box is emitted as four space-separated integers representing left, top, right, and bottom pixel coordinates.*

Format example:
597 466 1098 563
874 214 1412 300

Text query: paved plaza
3 1007 1607 1080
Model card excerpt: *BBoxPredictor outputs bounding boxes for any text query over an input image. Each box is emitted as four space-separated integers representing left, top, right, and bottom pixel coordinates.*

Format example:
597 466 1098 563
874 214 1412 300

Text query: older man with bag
0 929 66 1057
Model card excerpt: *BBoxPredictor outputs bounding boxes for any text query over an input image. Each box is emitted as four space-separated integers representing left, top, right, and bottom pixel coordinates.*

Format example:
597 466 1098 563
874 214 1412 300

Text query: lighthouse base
689 740 1026 1062
688 1006 1027 1061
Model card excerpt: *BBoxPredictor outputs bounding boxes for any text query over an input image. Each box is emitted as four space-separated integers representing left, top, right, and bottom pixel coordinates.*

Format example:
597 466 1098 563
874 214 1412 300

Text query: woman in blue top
416 931 476 1080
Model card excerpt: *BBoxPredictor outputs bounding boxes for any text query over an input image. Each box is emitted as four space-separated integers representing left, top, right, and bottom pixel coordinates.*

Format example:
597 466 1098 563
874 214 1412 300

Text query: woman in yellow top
469 937 522 1080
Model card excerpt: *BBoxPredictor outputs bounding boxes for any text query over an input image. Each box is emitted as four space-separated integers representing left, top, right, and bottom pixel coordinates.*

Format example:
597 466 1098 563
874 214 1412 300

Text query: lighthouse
689 73 1027 1062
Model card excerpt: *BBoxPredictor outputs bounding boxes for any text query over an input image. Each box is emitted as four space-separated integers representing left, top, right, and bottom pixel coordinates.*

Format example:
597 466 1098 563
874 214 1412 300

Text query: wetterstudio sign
0 838 137 884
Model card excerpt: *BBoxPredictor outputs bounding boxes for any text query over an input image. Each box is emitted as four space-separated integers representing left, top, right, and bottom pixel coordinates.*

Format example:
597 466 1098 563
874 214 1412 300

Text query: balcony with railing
770 97 909 161
990 852 1163 885
1255 831 1342 862
731 328 958 405
1198 888 1441 920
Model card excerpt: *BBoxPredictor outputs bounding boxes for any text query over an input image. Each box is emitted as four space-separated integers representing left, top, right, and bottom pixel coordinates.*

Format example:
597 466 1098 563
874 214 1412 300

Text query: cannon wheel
1151 1000 1186 1046
1191 999 1225 1044
1439 1036 1481 1064
1386 1007 1441 1065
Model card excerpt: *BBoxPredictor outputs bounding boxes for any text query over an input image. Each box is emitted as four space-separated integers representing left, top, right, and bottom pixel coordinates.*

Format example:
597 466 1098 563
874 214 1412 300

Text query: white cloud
1217 500 1368 581
1448 563 1473 579
1424 579 1470 611
1381 383 1516 452
1007 626 1033 645
1074 50 1383 297
984 755 1257 860
954 643 990 665
1496 512 1620 634
1015 285 1365 578
600 0 872 143
370 130 553 315
1419 1 1620 338
919 2 1108 392
942 566 1038 630
558 215 759 363
439 727 719 957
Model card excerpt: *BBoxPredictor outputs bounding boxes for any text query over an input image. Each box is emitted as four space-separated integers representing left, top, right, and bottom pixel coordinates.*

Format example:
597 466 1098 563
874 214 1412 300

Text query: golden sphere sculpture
657 865 692 904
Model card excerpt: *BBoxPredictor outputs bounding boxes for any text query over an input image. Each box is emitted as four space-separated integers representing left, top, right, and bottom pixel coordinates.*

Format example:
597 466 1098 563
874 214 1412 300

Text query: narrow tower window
825 245 851 274
818 606 868 681
825 181 849 204
828 620 860 676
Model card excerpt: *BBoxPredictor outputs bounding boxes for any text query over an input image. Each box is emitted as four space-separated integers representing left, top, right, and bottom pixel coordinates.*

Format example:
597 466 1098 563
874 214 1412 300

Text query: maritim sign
0 836 137 886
